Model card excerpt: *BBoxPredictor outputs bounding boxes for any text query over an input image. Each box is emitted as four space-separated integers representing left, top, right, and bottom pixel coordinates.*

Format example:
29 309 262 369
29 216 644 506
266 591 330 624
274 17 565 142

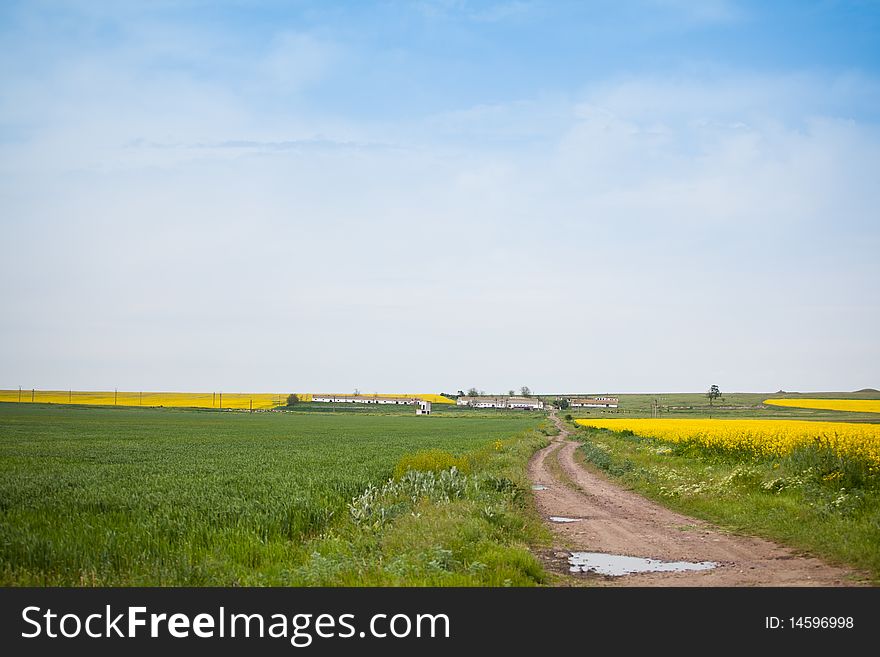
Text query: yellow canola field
308 393 454 404
371 394 455 404
0 390 287 409
763 398 880 414
0 390 454 408
575 418 880 467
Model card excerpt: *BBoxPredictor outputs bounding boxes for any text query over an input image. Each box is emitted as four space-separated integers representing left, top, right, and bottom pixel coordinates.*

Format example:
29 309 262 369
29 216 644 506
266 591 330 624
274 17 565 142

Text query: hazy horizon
2 386 877 397
2 1 878 394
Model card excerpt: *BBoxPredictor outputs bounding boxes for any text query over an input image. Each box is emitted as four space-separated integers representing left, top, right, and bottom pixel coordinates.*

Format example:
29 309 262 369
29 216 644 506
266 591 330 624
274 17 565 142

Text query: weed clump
393 449 470 479
349 467 473 529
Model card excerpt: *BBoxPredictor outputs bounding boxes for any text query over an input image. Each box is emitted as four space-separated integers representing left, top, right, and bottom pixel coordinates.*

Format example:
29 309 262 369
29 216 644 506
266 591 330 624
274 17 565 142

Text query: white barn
507 396 544 410
570 396 619 408
312 394 417 405
457 396 506 408
456 396 544 410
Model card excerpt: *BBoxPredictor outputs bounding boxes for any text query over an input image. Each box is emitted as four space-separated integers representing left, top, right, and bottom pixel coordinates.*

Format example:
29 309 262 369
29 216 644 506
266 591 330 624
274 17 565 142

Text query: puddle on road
568 552 718 576
549 516 581 523
532 485 548 490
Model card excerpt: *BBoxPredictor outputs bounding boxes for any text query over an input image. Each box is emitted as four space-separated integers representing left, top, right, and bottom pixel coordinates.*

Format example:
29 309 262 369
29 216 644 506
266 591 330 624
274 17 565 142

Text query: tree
707 385 721 406
467 387 479 397
457 390 465 398
556 398 570 410
508 389 515 397
520 386 531 397
286 394 300 406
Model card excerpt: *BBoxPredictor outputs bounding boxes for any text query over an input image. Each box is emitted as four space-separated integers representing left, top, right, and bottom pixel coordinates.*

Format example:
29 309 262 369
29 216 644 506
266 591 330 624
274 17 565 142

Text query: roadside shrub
578 432 635 477
477 474 522 503
579 436 613 470
785 444 876 491
349 468 474 528
394 450 470 479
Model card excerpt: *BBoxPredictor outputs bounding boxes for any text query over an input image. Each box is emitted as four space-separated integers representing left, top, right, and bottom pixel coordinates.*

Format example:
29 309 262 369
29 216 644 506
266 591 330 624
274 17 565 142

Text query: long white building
312 394 417 405
570 396 619 408
507 397 544 409
456 396 544 410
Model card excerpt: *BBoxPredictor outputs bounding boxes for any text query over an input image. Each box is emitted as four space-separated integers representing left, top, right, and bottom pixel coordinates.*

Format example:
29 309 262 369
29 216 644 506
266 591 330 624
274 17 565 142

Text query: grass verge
572 423 880 583
290 425 554 585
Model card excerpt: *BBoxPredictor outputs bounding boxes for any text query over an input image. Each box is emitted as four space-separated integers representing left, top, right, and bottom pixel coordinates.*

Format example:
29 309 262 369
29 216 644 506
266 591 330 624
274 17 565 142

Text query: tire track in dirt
529 412 863 586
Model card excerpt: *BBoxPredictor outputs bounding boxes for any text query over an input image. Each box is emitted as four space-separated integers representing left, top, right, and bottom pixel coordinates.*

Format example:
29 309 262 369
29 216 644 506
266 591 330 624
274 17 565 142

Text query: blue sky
1 0 878 393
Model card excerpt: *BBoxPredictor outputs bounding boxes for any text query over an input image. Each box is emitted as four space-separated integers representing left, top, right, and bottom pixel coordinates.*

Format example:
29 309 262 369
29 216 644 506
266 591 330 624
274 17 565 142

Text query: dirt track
530 413 862 586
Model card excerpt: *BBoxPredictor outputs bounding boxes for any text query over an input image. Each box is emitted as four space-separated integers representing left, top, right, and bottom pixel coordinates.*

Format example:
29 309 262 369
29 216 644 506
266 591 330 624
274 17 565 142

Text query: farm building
570 396 619 408
507 396 545 410
416 400 432 415
456 396 544 410
311 394 418 405
457 396 506 409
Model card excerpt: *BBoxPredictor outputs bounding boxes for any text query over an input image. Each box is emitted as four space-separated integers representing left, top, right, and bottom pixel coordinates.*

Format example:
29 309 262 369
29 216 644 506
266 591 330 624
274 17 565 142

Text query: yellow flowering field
575 418 880 467
0 390 454 408
764 398 880 414
0 390 287 409
374 394 455 404
310 393 454 404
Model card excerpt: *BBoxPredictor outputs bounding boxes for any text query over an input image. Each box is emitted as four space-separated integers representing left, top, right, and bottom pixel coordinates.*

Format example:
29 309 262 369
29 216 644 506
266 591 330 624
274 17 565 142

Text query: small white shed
416 400 432 415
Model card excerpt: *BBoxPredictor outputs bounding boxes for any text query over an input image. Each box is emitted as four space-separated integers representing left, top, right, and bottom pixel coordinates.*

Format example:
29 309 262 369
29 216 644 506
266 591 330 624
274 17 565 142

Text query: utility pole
213 392 216 408
219 392 222 410
69 390 72 403
31 389 35 403
249 399 253 413
140 391 142 405
18 386 21 403
114 388 118 406
651 398 662 418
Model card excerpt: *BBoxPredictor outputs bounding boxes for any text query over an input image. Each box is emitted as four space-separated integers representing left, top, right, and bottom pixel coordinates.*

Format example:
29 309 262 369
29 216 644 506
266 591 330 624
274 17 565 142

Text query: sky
1 0 878 394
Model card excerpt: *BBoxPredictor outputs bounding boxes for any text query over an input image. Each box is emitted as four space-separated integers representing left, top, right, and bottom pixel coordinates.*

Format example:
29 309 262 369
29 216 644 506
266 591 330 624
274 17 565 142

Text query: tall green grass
0 403 540 585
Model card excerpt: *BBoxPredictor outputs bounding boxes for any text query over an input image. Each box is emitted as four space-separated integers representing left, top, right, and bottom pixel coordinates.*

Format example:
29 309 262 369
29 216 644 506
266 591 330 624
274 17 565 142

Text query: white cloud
2 46 879 391
259 31 339 92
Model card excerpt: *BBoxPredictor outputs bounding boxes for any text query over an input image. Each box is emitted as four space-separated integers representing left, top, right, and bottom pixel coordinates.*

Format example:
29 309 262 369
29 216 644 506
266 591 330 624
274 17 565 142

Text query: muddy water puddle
568 552 718 576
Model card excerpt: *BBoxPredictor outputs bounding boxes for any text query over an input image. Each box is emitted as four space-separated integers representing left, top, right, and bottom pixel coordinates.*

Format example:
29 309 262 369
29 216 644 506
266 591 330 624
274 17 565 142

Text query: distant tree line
455 387 533 398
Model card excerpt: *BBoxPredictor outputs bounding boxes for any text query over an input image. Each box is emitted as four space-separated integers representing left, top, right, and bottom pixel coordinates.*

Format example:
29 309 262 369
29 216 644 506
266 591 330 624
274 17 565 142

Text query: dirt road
530 412 861 586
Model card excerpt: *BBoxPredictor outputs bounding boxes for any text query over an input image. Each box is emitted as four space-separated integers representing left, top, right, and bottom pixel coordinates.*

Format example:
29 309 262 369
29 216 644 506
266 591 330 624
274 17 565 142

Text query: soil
529 412 865 586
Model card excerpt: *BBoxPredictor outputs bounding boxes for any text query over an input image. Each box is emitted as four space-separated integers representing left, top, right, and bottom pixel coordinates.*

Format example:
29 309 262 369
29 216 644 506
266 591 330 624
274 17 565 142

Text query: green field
0 403 548 586
559 391 880 422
